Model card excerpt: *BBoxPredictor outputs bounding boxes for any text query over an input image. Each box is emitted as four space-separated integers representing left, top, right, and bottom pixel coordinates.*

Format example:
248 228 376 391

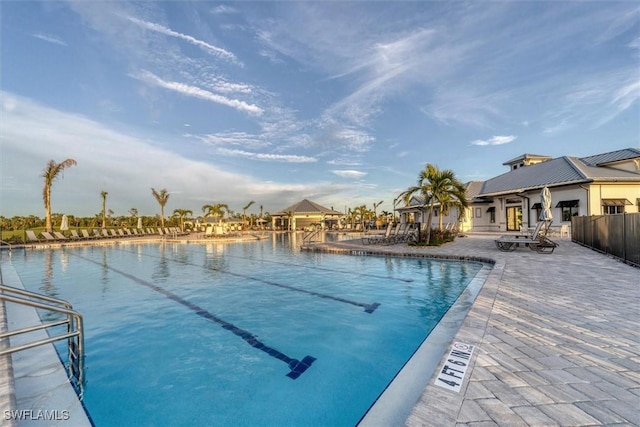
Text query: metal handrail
0 285 84 395
0 284 73 309
302 229 322 244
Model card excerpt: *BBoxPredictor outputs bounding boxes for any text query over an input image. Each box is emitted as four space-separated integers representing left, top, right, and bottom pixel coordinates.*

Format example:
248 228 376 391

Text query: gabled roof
580 148 640 166
273 199 343 216
479 148 640 197
502 153 552 166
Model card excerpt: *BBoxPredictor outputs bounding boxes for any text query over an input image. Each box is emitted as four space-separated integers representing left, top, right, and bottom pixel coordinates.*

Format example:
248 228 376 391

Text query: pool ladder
0 284 85 396
302 229 322 244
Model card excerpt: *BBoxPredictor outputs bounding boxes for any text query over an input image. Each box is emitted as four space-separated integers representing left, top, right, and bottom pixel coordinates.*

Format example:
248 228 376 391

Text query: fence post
622 213 626 264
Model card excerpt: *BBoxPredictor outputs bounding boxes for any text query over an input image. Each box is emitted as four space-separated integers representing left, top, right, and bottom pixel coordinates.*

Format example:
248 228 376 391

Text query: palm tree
173 209 192 232
41 158 77 232
398 163 467 244
151 188 170 228
373 200 383 229
284 210 293 231
242 201 255 226
201 203 229 223
100 191 108 228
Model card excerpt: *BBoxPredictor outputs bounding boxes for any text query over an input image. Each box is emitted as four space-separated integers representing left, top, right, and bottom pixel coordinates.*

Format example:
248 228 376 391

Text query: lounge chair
495 221 558 254
70 230 82 240
81 230 95 240
394 224 417 244
380 223 402 245
26 230 43 243
41 231 58 242
53 231 68 240
362 223 393 245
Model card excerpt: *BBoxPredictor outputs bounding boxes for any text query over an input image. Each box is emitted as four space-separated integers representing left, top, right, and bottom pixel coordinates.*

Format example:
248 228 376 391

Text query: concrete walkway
305 234 640 426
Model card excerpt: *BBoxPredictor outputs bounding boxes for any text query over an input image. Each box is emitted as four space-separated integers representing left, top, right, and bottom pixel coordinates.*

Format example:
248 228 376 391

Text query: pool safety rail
302 229 322 244
0 284 85 395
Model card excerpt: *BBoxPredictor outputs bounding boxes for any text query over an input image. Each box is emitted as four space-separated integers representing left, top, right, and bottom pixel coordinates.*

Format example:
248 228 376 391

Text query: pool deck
303 233 640 426
2 232 639 426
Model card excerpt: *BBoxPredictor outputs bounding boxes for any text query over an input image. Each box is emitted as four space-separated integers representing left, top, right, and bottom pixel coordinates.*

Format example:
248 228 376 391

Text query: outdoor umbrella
60 215 69 231
137 217 143 229
539 186 553 222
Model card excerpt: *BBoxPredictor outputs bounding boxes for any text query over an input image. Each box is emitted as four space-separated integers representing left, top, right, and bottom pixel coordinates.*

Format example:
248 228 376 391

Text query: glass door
506 206 522 231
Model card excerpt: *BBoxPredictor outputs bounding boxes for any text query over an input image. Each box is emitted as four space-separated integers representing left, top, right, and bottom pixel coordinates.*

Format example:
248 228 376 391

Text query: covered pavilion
271 199 344 230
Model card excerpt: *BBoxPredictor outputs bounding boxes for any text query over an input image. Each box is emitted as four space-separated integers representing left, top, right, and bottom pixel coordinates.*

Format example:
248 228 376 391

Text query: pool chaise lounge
494 221 558 254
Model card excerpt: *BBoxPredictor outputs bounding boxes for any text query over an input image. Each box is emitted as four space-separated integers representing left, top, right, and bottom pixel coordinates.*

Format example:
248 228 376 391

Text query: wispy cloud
331 170 367 179
190 132 270 150
126 16 239 64
0 92 325 215
217 148 317 163
211 5 238 15
471 135 517 146
32 33 67 46
132 70 263 115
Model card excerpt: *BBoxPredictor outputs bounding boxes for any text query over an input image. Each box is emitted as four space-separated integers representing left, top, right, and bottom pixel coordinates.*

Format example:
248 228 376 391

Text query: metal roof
502 153 552 165
273 199 343 216
580 148 640 166
479 148 640 196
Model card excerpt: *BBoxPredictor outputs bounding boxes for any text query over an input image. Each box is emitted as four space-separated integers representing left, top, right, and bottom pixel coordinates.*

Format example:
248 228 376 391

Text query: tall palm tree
172 209 192 232
398 163 467 244
373 200 383 229
242 200 255 226
151 188 170 228
42 158 77 232
100 191 108 229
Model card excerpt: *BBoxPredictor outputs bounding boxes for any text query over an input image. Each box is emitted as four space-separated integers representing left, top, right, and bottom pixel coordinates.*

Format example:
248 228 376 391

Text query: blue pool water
8 234 483 426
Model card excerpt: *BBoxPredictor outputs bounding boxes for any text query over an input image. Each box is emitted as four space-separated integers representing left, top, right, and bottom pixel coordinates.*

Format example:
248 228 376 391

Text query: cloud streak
471 135 517 146
331 170 367 179
32 33 67 46
217 148 317 163
126 15 239 64
132 70 263 115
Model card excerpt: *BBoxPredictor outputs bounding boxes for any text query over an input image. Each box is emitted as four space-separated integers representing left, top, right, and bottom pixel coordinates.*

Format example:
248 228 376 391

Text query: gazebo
271 199 344 231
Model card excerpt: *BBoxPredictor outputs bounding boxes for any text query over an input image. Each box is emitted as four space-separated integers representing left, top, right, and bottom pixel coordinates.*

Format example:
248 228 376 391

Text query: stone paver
305 233 640 426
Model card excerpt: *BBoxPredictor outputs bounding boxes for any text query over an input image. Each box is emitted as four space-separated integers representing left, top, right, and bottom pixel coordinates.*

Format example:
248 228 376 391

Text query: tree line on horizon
2 158 468 245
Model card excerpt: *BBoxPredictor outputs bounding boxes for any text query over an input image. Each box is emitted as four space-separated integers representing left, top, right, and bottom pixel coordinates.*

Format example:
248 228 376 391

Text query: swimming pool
8 234 484 426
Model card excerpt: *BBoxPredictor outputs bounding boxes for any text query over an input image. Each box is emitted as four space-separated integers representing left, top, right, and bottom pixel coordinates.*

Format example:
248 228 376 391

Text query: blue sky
1 1 638 219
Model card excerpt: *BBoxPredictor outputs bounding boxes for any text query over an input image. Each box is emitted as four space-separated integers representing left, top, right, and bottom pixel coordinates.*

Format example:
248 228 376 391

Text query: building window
602 199 631 215
604 205 624 214
475 208 481 218
556 200 579 221
487 206 495 223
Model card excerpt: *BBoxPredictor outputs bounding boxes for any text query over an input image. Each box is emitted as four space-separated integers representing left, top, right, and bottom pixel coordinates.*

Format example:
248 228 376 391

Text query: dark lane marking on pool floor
116 247 381 314
74 254 315 379
181 248 414 283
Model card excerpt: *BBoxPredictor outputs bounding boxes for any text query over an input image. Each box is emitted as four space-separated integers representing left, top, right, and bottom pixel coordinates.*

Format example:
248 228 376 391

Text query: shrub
408 227 456 247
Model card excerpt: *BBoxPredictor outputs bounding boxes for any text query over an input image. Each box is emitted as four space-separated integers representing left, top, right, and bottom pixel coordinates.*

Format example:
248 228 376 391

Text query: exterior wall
587 183 640 215
397 179 639 233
